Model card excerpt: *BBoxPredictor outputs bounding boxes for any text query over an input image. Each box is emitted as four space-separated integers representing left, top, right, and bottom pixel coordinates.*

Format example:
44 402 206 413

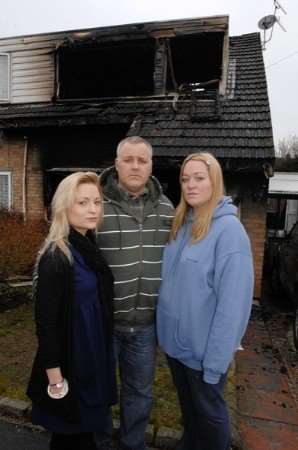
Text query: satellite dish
258 15 277 30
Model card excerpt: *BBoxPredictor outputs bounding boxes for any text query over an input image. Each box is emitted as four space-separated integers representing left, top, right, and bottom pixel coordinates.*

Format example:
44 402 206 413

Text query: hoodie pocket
157 306 192 360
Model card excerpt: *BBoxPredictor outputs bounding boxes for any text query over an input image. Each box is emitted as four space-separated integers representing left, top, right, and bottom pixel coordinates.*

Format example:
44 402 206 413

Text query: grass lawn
0 301 182 429
0 302 36 402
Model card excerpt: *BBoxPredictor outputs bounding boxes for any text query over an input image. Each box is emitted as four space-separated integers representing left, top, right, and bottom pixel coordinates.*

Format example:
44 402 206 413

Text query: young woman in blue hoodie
157 152 254 450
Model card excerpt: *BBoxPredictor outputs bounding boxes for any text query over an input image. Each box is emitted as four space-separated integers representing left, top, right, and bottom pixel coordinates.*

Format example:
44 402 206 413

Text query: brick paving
236 308 298 450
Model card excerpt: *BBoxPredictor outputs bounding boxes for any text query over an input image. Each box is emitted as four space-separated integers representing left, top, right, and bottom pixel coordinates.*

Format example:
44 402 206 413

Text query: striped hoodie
97 166 174 327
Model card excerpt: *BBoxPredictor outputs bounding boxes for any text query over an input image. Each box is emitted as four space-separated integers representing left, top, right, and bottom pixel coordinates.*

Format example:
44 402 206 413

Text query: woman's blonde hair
39 171 102 261
170 152 224 242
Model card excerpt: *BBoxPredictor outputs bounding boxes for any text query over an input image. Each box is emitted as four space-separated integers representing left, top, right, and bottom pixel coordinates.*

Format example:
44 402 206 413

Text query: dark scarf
68 227 114 336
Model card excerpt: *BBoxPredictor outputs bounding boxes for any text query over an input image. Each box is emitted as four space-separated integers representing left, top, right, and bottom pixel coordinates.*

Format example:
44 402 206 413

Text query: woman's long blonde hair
170 152 224 242
39 171 102 262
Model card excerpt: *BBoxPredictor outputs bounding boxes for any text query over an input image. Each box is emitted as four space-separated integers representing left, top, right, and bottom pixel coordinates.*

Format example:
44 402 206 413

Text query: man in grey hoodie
96 136 174 450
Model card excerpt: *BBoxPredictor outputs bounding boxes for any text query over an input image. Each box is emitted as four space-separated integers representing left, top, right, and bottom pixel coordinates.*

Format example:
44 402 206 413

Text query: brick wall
26 141 44 220
241 198 267 299
0 136 44 220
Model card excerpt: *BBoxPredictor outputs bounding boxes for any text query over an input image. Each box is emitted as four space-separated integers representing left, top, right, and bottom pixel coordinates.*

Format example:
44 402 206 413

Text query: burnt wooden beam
58 16 228 48
219 31 230 96
165 38 178 91
154 39 167 95
0 115 132 129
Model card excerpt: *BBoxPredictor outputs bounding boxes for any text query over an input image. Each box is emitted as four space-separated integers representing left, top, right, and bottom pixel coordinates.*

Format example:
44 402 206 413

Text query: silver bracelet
49 379 64 388
47 378 69 399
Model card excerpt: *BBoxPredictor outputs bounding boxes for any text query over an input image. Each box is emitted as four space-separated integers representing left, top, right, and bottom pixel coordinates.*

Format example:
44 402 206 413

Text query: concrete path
0 419 49 450
236 309 298 450
0 418 160 450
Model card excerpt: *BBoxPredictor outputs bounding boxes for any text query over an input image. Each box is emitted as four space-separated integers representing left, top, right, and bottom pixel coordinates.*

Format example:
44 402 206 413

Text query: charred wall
58 31 225 99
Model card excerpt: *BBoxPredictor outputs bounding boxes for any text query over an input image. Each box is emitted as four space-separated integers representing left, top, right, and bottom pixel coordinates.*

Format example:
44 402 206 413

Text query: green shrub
0 209 47 279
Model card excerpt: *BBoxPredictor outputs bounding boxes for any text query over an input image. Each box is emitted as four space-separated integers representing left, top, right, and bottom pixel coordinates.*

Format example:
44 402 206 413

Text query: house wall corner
241 198 267 299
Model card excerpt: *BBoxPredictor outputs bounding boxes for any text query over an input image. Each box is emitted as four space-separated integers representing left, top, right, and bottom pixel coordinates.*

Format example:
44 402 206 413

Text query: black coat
27 246 115 422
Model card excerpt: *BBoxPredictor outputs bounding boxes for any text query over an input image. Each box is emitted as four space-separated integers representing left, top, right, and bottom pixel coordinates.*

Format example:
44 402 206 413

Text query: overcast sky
0 0 297 150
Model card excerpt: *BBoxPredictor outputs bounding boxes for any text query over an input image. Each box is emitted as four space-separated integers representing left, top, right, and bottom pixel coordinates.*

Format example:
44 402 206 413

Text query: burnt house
0 16 275 297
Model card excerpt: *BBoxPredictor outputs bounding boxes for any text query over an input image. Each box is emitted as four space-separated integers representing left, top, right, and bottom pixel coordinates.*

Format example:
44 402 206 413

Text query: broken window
166 33 224 93
58 39 156 99
0 54 10 102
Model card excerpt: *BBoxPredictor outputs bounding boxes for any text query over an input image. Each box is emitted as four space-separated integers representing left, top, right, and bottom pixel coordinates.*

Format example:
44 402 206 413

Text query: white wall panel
0 33 63 103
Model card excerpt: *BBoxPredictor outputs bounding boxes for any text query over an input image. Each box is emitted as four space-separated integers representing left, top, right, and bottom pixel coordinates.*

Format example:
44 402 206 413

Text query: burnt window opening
38 124 129 170
166 33 224 93
58 39 156 99
30 124 129 206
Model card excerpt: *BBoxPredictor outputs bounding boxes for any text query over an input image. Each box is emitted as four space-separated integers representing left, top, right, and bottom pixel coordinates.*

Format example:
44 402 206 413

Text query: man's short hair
116 136 153 158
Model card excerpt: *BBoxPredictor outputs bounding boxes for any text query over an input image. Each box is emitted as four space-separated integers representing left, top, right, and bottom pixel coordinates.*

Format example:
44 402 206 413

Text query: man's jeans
167 356 230 450
114 325 156 450
114 324 156 450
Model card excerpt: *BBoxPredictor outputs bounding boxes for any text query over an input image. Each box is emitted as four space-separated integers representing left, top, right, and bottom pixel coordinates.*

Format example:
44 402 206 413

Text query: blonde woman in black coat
27 172 117 450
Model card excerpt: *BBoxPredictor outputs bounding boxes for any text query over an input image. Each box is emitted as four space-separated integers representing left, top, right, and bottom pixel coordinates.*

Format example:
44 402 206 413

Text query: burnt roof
138 33 275 159
0 32 274 161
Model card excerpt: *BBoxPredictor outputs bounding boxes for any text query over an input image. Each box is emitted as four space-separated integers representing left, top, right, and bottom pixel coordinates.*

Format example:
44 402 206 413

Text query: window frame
0 53 11 102
0 170 12 210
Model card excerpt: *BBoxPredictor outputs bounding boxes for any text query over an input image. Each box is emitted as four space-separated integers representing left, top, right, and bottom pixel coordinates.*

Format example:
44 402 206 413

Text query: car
270 221 298 349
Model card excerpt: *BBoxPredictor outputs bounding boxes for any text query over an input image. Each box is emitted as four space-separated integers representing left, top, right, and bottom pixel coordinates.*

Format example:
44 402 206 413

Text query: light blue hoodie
157 197 254 384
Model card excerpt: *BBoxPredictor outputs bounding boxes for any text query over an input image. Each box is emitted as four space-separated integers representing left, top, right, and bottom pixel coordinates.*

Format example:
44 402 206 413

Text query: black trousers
50 432 97 450
167 356 230 450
